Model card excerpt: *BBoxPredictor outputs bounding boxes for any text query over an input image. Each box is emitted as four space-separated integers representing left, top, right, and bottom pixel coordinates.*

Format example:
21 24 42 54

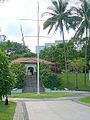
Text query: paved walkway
13 101 29 120
13 102 24 120
11 93 90 120
25 100 90 120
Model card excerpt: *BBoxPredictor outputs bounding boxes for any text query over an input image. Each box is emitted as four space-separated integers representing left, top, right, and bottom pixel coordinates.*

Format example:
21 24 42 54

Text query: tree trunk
62 27 68 86
84 26 88 86
5 95 8 105
75 70 78 89
62 29 67 72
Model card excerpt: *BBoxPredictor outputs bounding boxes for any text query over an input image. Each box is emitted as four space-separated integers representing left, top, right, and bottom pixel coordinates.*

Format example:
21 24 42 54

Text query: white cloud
0 0 77 53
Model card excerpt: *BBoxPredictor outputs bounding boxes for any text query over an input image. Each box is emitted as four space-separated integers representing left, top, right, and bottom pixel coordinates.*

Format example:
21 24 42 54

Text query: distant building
55 40 63 45
45 43 55 48
55 40 68 45
36 45 45 53
36 40 68 53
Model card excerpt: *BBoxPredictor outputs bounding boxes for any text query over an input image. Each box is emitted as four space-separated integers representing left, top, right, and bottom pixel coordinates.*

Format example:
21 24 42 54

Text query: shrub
10 63 26 89
40 63 61 90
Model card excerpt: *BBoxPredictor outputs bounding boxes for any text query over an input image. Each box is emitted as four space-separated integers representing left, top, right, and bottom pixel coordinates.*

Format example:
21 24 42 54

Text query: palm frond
70 6 83 17
42 11 56 17
43 16 57 34
47 6 58 14
74 20 85 38
52 0 59 11
43 0 72 36
54 20 60 33
48 25 54 34
43 19 53 30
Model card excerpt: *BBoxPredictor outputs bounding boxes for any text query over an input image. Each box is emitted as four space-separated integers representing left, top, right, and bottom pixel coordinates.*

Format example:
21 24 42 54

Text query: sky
0 0 79 53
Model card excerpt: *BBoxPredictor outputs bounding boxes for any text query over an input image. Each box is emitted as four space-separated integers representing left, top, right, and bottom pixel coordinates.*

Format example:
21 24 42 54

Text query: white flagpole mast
20 1 51 95
37 1 40 95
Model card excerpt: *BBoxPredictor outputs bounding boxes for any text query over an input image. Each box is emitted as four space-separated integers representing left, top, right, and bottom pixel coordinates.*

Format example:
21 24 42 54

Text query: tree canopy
0 51 14 99
40 41 78 69
43 0 74 71
10 63 26 89
0 40 36 60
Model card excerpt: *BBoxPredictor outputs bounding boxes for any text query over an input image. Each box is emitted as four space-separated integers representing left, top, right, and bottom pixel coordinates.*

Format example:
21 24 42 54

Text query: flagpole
37 1 40 95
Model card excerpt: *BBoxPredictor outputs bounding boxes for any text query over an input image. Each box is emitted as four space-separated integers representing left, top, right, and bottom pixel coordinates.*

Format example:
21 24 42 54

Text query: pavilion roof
11 58 56 65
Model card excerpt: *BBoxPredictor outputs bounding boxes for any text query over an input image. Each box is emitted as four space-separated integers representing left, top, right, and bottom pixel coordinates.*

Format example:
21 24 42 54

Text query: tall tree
43 0 73 71
0 51 15 105
71 0 90 84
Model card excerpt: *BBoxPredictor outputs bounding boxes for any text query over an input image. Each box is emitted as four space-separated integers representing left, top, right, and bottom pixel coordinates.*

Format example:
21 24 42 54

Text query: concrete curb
72 97 90 107
22 102 29 120
13 102 24 120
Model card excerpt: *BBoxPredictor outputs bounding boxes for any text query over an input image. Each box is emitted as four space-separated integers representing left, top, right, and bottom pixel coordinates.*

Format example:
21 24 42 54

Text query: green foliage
61 72 90 91
42 72 61 90
10 63 26 89
40 64 61 90
72 0 90 38
68 58 85 72
0 51 14 97
40 44 65 68
0 40 36 60
21 51 36 58
43 0 72 33
40 42 77 69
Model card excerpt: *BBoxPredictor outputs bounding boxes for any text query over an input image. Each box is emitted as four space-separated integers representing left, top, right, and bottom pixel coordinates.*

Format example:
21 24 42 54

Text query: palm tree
43 0 73 72
71 0 90 85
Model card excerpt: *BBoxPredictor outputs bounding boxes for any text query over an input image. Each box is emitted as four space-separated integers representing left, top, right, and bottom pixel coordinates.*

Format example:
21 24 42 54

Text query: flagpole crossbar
24 36 51 38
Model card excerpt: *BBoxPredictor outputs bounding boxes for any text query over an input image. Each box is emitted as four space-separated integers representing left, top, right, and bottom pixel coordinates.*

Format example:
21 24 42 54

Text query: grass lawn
0 100 16 120
80 97 90 104
10 92 73 98
61 72 90 91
